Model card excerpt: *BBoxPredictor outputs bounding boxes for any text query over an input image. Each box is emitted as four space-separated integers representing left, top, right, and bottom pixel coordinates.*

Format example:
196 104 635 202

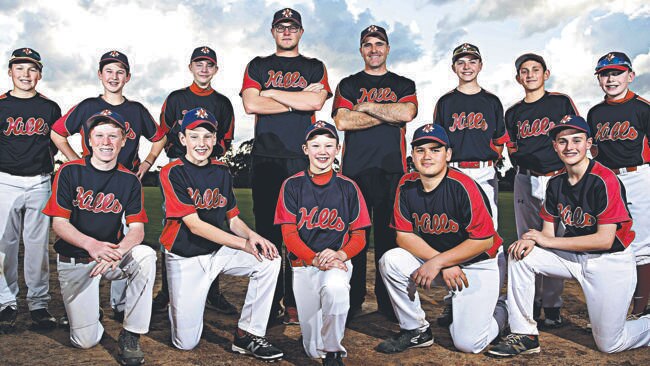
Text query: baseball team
1 7 649 366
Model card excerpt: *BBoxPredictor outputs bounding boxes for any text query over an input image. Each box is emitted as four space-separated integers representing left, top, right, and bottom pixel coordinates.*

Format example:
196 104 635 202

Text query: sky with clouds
1 0 648 166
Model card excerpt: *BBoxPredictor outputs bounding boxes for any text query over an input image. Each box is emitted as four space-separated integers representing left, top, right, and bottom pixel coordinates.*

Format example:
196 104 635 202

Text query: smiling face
272 21 303 51
597 69 635 100
98 62 130 94
516 60 549 93
8 62 41 94
89 122 126 165
412 141 452 178
553 128 592 167
180 126 216 165
303 133 339 174
360 36 389 72
189 59 218 88
452 55 482 83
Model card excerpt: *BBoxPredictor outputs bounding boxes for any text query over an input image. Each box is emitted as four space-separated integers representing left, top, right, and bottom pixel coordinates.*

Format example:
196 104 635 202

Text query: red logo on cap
110 51 120 57
606 53 615 61
367 25 378 33
201 47 210 54
195 108 208 119
100 109 112 116
422 124 434 133
560 115 572 124
23 48 32 55
314 121 326 129
282 8 292 17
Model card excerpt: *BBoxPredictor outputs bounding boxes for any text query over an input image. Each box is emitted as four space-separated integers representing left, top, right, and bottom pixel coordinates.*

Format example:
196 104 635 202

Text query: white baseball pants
617 167 650 265
455 165 498 230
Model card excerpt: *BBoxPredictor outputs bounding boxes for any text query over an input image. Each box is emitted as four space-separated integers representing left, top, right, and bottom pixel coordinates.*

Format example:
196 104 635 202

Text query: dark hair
99 61 129 74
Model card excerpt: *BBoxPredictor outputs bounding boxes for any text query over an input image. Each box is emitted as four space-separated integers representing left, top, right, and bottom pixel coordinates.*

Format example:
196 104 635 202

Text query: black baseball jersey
506 91 579 173
541 160 634 253
42 157 148 258
160 83 235 158
52 96 165 171
241 54 332 158
274 170 371 253
332 71 418 177
159 156 239 257
0 91 61 176
587 91 650 169
433 89 507 162
391 169 502 264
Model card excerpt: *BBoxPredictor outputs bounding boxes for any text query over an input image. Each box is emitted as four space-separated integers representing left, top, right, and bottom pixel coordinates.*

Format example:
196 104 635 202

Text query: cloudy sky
2 0 649 166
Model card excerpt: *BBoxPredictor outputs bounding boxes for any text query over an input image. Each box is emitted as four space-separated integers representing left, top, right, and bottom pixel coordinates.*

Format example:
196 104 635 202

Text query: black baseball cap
515 53 547 72
272 8 302 27
180 107 218 133
99 50 130 73
305 121 338 142
411 123 450 147
190 46 217 64
594 52 632 74
85 109 127 131
452 43 481 62
549 115 591 139
360 25 389 45
9 48 43 71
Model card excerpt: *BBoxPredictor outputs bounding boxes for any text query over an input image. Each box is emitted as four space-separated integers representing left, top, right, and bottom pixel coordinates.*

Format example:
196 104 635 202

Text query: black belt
58 255 94 264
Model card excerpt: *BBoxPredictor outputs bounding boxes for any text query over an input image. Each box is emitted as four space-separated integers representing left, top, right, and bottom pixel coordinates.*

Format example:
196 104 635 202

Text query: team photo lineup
1 6 650 366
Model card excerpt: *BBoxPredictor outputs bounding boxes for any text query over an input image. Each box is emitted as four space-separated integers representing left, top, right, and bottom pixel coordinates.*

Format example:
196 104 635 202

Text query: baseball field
1 188 648 365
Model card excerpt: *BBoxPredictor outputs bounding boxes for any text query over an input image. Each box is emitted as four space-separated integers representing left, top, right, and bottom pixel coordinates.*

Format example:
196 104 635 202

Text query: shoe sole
377 339 434 354
119 356 145 365
31 320 58 330
487 347 541 357
282 319 299 325
231 344 284 361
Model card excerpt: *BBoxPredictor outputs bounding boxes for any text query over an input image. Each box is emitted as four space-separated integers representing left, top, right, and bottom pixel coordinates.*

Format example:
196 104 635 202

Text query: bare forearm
263 89 328 111
242 89 290 115
356 102 417 124
143 137 166 166
52 218 96 251
185 215 247 250
396 231 440 261
228 216 253 239
429 238 493 268
334 108 383 131
117 224 145 252
51 131 80 161
545 232 615 251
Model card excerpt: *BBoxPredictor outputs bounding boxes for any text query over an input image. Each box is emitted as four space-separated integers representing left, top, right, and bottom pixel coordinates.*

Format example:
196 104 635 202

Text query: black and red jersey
274 170 371 253
160 83 235 158
52 96 165 172
241 54 332 159
433 88 507 162
332 71 418 177
506 91 579 173
42 157 148 258
541 160 634 253
159 156 239 257
0 91 61 176
587 90 650 169
391 169 502 264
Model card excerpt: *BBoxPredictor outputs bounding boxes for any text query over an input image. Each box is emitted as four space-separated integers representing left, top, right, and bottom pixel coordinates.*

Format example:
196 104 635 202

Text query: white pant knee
131 246 156 272
321 282 349 314
452 332 487 354
378 248 410 279
172 332 201 351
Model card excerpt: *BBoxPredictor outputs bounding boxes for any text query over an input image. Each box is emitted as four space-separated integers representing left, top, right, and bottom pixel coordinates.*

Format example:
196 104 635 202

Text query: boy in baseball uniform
43 110 156 366
274 121 371 365
159 107 284 361
587 52 650 318
377 124 506 354
489 115 650 357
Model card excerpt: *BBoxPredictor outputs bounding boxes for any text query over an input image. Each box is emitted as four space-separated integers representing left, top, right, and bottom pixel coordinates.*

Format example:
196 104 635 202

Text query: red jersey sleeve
42 162 75 219
124 175 148 224
52 104 82 137
390 178 414 232
274 177 297 224
463 179 496 239
281 223 316 263
593 165 633 225
240 61 262 93
160 163 197 218
346 178 371 231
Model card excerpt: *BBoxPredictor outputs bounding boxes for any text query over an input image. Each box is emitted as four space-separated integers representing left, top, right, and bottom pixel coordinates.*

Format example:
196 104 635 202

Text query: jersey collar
604 90 635 105
190 82 214 96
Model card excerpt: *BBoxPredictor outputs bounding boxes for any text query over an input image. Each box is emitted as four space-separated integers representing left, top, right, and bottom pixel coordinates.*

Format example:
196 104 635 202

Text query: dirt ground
1 244 648 366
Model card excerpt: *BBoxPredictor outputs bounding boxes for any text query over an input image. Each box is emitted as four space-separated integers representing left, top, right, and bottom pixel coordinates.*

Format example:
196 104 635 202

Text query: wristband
143 160 153 166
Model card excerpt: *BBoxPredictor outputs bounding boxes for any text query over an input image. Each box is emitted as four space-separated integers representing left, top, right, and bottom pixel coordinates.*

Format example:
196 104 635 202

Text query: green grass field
144 187 517 247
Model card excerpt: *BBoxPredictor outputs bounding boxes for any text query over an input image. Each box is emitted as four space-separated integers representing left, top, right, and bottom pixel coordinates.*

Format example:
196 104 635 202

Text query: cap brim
272 17 301 26
453 52 481 62
184 120 217 132
9 57 43 70
305 128 338 142
549 125 589 138
361 32 388 44
100 58 129 71
191 56 217 64
411 136 448 146
86 115 126 131
595 65 630 74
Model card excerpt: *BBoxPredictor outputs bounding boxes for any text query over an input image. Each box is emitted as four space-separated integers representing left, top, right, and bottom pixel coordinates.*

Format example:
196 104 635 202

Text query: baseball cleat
436 303 453 327
323 351 345 366
118 329 145 365
30 308 58 330
376 327 434 354
206 292 238 315
232 331 284 361
541 307 564 328
0 306 18 333
282 306 299 325
113 308 125 323
487 333 540 357
152 291 169 314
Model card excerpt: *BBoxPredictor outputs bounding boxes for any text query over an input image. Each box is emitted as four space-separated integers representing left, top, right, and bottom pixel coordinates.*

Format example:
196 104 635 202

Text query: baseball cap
180 107 218 133
515 53 547 72
594 52 632 74
452 43 481 63
411 123 450 147
360 25 389 45
85 109 127 131
190 46 217 64
8 48 43 71
99 50 130 73
272 8 302 27
549 115 591 139
305 121 338 142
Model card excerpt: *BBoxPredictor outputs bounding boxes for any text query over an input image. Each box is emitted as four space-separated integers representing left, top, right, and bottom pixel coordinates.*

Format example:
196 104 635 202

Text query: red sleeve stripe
160 220 182 251
273 172 303 224
448 170 496 239
226 206 240 220
400 126 407 172
240 64 262 94
224 115 235 141
319 65 333 97
331 85 354 115
390 173 419 232
52 104 79 137
641 135 650 164
149 115 166 142
539 204 555 222
493 131 510 145
160 162 196 218
80 128 90 157
551 92 580 116
591 162 632 224
636 95 650 106
338 175 371 231
398 93 418 107
41 162 76 219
